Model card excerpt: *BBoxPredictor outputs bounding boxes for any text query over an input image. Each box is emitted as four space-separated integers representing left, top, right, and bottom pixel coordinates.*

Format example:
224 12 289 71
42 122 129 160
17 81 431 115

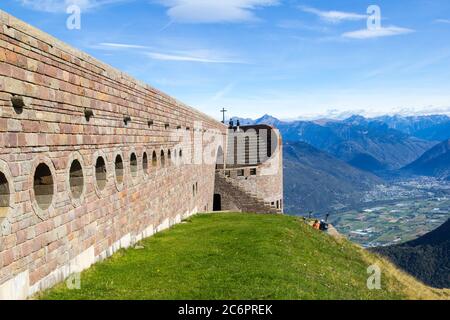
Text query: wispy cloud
435 19 450 24
98 42 152 49
299 6 367 23
342 26 414 39
211 83 236 101
156 0 279 24
363 61 408 79
402 49 450 72
97 42 245 64
290 106 450 121
16 0 129 13
145 51 244 64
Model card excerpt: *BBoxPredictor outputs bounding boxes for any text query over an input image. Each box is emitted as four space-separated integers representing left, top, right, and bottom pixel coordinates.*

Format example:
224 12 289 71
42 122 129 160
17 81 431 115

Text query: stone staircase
223 170 260 199
215 172 280 214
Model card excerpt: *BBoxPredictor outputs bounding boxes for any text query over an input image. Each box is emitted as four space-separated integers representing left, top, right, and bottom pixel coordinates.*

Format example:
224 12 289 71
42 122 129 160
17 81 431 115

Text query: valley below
241 113 450 252
324 177 450 247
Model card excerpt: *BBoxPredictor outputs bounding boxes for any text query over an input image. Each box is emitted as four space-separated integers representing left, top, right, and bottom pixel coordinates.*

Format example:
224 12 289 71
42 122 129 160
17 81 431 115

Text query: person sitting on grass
319 220 328 231
313 220 320 230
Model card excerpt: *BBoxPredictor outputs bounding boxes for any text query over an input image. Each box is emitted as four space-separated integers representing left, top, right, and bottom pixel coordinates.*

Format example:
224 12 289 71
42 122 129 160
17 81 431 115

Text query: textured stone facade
0 10 227 299
0 10 284 299
215 125 284 213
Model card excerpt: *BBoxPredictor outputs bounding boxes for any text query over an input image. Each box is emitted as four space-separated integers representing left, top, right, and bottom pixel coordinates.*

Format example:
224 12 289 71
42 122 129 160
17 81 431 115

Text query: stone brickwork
215 125 284 213
0 10 228 299
0 11 284 299
214 173 281 214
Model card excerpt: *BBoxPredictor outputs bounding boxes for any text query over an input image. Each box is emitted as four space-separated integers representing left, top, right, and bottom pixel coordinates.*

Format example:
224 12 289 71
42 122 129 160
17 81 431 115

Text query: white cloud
342 26 414 39
299 6 367 23
97 42 245 64
211 83 236 101
16 0 128 13
197 88 450 120
98 42 152 49
289 106 450 121
435 19 450 24
402 49 450 72
156 0 278 23
145 51 244 64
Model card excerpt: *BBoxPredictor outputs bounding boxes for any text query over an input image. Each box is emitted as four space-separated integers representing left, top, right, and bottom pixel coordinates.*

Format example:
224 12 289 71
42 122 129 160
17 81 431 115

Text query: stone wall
215 125 284 213
0 10 227 299
214 173 281 214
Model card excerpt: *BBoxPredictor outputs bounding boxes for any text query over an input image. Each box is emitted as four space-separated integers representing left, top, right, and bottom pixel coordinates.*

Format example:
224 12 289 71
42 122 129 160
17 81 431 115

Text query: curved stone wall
215 124 284 213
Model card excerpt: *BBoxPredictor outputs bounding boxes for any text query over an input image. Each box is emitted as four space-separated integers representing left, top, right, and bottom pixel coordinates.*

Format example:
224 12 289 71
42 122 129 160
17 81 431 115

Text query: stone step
215 172 278 214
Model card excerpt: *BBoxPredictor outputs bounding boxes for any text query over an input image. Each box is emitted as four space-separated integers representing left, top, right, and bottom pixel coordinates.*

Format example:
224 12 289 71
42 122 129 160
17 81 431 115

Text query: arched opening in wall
233 137 238 166
152 151 157 167
95 156 107 190
193 184 195 197
245 136 250 165
115 155 124 184
212 145 226 211
215 146 224 170
33 163 54 210
0 172 10 219
69 160 84 199
130 153 138 177
167 150 172 166
213 194 222 211
160 150 166 168
11 95 25 114
267 129 273 158
143 152 148 174
173 149 179 166
179 149 183 158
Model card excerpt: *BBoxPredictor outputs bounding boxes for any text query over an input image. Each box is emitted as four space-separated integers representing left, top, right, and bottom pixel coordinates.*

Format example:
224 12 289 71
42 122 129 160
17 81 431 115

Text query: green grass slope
40 213 449 300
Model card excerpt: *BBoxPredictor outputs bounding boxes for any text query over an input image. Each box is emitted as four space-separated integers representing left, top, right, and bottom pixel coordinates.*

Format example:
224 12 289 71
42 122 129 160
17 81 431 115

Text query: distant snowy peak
254 114 281 126
229 114 281 126
230 114 450 141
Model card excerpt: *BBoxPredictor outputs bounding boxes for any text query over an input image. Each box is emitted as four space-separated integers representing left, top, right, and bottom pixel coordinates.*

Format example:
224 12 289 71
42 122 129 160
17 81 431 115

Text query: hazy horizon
230 108 450 122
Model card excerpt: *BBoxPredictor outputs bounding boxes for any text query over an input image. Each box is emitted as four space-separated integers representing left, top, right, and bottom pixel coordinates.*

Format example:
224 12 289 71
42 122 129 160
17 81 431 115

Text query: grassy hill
39 213 449 300
373 219 450 289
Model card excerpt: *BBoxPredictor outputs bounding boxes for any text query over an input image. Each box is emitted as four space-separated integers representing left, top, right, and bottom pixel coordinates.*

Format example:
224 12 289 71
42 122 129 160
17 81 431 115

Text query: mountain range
373 219 450 288
238 113 450 288
402 139 450 179
283 141 382 214
233 114 446 172
232 113 450 214
373 115 450 141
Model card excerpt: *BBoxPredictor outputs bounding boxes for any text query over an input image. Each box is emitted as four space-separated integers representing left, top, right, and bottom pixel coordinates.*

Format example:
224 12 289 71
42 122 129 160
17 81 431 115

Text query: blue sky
2 0 450 121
